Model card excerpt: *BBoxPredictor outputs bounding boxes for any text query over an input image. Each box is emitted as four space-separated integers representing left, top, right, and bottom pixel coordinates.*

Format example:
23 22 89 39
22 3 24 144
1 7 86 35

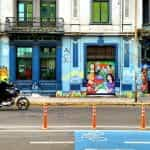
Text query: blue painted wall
0 38 9 68
62 36 141 94
8 40 62 91
0 35 142 95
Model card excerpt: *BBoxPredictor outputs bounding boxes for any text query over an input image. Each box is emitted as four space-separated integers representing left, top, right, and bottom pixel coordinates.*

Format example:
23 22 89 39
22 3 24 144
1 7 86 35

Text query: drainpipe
134 0 138 102
120 0 123 96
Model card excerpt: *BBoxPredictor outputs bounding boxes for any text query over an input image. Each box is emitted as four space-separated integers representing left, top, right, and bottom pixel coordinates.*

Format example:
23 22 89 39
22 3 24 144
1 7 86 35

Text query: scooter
0 82 30 110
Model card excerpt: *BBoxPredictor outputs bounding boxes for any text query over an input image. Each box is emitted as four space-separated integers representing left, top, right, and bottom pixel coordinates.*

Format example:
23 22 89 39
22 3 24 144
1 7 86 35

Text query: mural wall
87 61 115 94
0 66 8 81
61 36 140 96
0 37 9 81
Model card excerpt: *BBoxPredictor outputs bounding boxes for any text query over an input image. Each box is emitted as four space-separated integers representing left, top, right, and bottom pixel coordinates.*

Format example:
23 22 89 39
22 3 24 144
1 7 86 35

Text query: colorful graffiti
141 67 148 93
63 48 71 63
63 70 84 81
0 66 8 81
86 61 115 95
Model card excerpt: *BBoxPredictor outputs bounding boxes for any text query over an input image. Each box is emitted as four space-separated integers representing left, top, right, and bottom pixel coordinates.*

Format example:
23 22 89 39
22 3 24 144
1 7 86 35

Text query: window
125 0 129 18
92 0 109 24
73 0 78 17
17 0 33 23
40 47 56 80
40 0 56 24
143 0 150 24
16 48 32 80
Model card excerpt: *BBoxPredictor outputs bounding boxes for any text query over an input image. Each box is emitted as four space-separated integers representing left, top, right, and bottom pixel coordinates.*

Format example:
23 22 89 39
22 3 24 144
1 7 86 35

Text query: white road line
30 141 74 144
124 141 150 144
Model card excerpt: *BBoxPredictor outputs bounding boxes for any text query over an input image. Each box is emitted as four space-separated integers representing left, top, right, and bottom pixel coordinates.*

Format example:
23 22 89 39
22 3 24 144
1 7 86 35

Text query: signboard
74 130 150 150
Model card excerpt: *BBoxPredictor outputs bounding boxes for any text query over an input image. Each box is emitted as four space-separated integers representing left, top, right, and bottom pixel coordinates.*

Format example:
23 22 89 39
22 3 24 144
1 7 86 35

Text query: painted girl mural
106 73 115 94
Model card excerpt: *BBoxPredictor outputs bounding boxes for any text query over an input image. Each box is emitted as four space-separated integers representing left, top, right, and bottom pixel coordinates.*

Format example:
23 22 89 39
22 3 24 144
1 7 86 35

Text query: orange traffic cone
140 104 146 129
92 105 96 129
42 104 48 129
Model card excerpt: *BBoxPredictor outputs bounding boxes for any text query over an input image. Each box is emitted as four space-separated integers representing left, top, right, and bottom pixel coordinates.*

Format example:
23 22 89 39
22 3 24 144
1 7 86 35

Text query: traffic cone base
42 104 48 129
92 105 96 129
140 104 146 129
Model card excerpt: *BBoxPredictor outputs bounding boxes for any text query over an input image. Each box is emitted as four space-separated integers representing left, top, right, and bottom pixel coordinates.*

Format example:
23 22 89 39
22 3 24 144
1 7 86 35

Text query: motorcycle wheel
16 97 30 110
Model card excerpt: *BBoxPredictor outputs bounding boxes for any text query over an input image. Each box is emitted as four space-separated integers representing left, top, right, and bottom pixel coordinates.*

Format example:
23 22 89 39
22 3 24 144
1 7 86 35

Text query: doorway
86 46 115 95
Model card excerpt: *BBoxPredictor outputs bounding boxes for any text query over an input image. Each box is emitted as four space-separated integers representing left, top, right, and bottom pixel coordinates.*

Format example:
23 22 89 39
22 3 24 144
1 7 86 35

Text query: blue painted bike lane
74 130 150 150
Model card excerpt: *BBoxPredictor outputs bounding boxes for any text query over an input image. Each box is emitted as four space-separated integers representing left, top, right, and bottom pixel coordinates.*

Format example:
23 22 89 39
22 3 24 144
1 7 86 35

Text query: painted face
107 75 112 82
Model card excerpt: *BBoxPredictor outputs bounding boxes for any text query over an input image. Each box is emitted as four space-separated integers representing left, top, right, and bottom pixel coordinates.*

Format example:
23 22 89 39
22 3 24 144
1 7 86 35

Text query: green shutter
49 3 56 22
41 3 49 17
92 2 100 23
101 2 109 23
49 3 56 18
27 4 32 20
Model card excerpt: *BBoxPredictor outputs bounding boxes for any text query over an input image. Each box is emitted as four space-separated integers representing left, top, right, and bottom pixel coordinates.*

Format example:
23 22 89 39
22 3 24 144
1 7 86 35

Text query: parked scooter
0 81 30 110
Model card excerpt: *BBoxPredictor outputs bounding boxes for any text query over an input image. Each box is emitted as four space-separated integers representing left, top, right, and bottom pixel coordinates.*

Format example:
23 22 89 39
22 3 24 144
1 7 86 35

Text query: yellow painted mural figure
0 66 8 81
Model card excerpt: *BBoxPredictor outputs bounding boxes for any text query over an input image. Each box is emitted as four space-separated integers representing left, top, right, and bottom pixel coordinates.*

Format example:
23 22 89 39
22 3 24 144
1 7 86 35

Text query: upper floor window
73 0 78 18
143 0 150 24
92 0 109 24
17 0 33 22
40 0 56 23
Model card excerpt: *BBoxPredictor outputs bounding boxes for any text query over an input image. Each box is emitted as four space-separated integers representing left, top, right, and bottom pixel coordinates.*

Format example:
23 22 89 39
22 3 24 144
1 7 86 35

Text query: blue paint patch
74 130 150 150
73 42 78 67
70 84 80 90
98 36 104 45
122 84 132 91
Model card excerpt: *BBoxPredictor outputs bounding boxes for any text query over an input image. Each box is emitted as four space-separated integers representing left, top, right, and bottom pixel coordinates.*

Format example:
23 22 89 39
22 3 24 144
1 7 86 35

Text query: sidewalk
26 94 150 106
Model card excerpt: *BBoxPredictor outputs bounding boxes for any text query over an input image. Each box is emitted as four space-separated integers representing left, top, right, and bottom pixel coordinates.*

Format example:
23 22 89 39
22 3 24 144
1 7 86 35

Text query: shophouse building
0 0 145 97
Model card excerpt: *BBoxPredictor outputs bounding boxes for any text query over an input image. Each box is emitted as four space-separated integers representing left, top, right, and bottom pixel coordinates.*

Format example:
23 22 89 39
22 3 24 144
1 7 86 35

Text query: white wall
0 0 14 31
60 0 142 34
0 0 143 33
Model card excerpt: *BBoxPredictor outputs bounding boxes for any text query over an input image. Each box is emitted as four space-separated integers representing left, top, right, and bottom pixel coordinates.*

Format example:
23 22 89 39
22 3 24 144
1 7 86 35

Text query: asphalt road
0 106 150 150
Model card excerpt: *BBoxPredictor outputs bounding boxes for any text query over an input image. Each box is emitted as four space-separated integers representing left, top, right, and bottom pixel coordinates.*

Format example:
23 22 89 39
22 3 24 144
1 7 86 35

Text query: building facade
0 0 145 97
140 0 150 93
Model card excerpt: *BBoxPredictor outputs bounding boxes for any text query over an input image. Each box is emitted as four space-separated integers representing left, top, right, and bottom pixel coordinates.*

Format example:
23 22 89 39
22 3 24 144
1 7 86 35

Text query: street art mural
63 48 71 63
141 64 150 93
63 70 84 82
0 66 8 81
86 61 115 95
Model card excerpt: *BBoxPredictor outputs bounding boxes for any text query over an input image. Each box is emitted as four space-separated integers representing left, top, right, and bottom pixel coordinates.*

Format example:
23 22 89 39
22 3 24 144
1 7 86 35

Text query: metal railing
5 17 64 33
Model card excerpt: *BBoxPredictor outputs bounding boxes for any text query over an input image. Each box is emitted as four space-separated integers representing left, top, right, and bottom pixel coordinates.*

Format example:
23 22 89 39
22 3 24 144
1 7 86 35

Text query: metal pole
134 0 138 103
134 72 137 102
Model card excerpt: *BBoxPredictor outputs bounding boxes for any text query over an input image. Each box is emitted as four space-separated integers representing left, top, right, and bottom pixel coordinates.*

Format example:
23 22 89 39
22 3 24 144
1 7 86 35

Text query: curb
29 101 150 107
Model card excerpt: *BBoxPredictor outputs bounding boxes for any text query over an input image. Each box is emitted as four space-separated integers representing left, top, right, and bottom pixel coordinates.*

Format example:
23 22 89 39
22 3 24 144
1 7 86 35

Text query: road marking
124 141 150 144
85 149 135 150
30 141 74 144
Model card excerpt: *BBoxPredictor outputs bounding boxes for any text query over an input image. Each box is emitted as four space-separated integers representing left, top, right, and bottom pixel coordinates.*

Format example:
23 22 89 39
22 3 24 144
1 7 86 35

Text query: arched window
92 0 109 24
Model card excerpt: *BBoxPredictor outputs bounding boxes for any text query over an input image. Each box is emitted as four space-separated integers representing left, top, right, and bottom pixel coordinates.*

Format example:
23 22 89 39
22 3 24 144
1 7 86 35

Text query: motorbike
0 82 30 110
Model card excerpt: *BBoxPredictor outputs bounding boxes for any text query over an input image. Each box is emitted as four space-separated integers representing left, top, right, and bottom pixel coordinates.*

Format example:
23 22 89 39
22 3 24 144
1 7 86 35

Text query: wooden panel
87 46 115 60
